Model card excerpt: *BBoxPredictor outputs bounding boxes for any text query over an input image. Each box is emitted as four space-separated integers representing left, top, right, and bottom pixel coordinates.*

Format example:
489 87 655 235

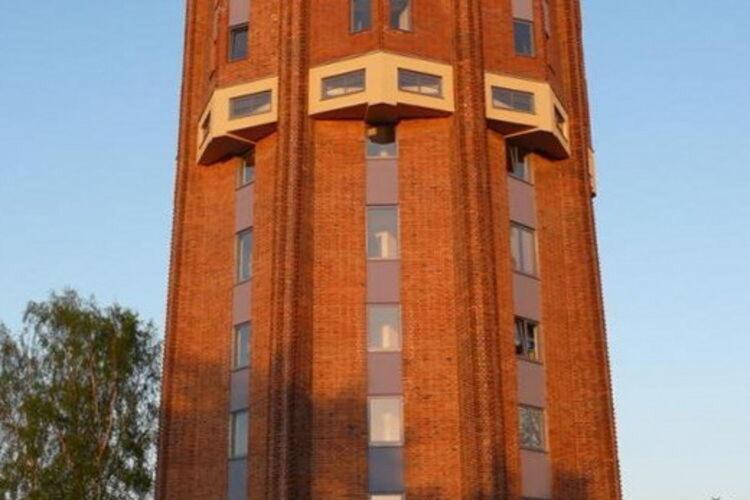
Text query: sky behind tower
1 2 748 499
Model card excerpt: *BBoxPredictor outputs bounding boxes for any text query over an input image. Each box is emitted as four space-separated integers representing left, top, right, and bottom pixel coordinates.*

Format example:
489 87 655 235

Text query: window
322 70 366 99
508 146 532 182
229 410 249 458
228 24 248 61
233 323 251 369
369 397 403 446
200 113 211 144
554 106 567 136
398 69 441 97
238 153 255 187
514 317 540 362
492 87 535 113
368 305 402 352
366 125 398 158
230 91 272 119
351 0 372 32
510 224 537 276
513 19 534 57
367 207 399 260
519 406 546 451
236 229 253 282
389 0 412 31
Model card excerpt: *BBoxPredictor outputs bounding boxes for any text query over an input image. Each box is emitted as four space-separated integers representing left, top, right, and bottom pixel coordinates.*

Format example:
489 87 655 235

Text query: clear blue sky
0 2 748 499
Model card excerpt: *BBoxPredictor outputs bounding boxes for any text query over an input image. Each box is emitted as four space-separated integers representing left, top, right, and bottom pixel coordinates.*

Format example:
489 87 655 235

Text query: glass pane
230 26 248 61
352 0 372 32
237 230 253 281
492 87 513 109
390 0 411 30
231 91 271 118
513 91 534 113
514 318 525 356
366 126 397 158
513 20 534 56
520 227 537 275
525 321 539 361
368 305 401 352
234 323 251 369
398 70 441 96
239 154 255 186
369 397 403 445
510 226 521 272
367 207 399 259
230 410 249 458
509 146 530 181
323 70 365 98
519 406 545 450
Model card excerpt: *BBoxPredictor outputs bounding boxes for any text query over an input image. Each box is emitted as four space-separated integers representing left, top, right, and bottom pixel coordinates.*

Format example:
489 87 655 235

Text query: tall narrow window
554 106 567 137
236 229 253 282
238 152 255 187
366 125 397 158
519 406 546 451
229 410 249 458
510 224 537 276
508 145 532 182
351 0 372 32
367 207 399 260
233 323 251 369
368 305 402 352
229 24 249 61
513 19 534 56
514 317 540 362
389 0 412 31
369 397 403 446
200 113 211 144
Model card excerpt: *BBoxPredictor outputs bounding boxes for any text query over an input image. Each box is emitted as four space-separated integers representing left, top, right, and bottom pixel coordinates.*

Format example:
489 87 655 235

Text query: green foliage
0 290 161 499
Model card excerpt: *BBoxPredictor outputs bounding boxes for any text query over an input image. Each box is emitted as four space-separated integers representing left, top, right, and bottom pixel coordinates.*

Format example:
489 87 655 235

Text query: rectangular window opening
519 406 546 451
366 125 398 159
238 152 255 187
368 305 402 352
508 145 532 182
398 69 442 97
229 410 249 459
322 69 366 99
228 24 249 61
233 323 251 369
389 0 412 31
236 229 253 282
351 0 372 32
492 87 535 113
510 223 537 276
230 91 272 119
369 397 404 446
513 19 535 57
200 113 211 144
367 207 399 260
514 317 540 362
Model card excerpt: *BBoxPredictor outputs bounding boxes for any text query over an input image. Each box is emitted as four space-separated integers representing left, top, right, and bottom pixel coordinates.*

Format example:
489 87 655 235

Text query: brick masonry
156 0 621 498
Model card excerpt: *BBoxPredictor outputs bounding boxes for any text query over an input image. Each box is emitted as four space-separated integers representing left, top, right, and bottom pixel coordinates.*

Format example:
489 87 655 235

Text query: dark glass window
322 70 366 99
389 0 412 30
366 125 398 158
229 410 249 458
368 305 402 352
238 153 255 187
237 229 253 282
398 69 442 97
554 106 567 136
513 19 534 57
510 224 537 276
367 207 399 260
351 0 372 32
230 91 271 119
514 317 540 362
508 146 532 182
519 406 546 451
229 24 248 61
492 87 535 113
233 323 251 369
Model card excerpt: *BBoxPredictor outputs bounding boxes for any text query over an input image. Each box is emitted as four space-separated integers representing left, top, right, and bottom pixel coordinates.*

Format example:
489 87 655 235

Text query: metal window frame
228 23 249 62
229 90 272 119
513 18 535 57
397 68 443 98
321 69 367 100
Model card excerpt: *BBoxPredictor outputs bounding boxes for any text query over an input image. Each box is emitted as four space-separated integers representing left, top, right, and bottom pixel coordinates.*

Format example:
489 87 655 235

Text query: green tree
0 290 161 499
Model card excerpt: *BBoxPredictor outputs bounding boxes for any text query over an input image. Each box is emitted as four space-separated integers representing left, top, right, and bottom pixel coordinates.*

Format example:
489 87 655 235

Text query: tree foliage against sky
0 290 161 499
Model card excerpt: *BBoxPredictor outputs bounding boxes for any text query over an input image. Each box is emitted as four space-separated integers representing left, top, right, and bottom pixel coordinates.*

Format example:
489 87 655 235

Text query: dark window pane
352 0 372 32
229 25 248 61
230 91 271 118
398 69 441 96
322 70 366 98
233 323 251 369
239 153 255 186
492 87 535 113
513 20 534 56
237 230 253 282
229 410 248 458
390 0 412 30
366 125 398 158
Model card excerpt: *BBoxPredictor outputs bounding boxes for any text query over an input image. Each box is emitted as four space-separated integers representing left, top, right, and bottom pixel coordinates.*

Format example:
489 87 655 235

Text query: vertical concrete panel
235 183 254 231
368 353 403 396
368 447 405 493
512 0 534 21
228 458 248 500
229 0 250 26
517 361 546 408
233 281 252 325
230 368 250 412
367 261 401 303
521 450 552 498
508 176 537 228
367 159 399 205
513 273 541 321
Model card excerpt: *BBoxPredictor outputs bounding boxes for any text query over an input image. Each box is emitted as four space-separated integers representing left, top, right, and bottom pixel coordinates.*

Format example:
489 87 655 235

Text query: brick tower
156 0 621 498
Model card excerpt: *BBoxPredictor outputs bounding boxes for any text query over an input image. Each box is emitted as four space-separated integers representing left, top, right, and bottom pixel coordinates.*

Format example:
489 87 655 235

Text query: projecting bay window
322 70 366 99
228 24 249 61
367 207 399 260
492 87 535 114
236 229 253 282
233 323 251 369
366 125 398 159
229 410 249 459
515 317 540 362
369 397 404 446
398 69 442 97
508 145 532 182
510 224 537 276
229 91 272 119
389 0 412 31
519 406 546 451
368 305 402 352
351 0 372 32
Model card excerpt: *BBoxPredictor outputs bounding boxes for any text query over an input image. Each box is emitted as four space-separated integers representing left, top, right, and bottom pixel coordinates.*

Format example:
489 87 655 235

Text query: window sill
235 278 252 286
512 270 540 281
